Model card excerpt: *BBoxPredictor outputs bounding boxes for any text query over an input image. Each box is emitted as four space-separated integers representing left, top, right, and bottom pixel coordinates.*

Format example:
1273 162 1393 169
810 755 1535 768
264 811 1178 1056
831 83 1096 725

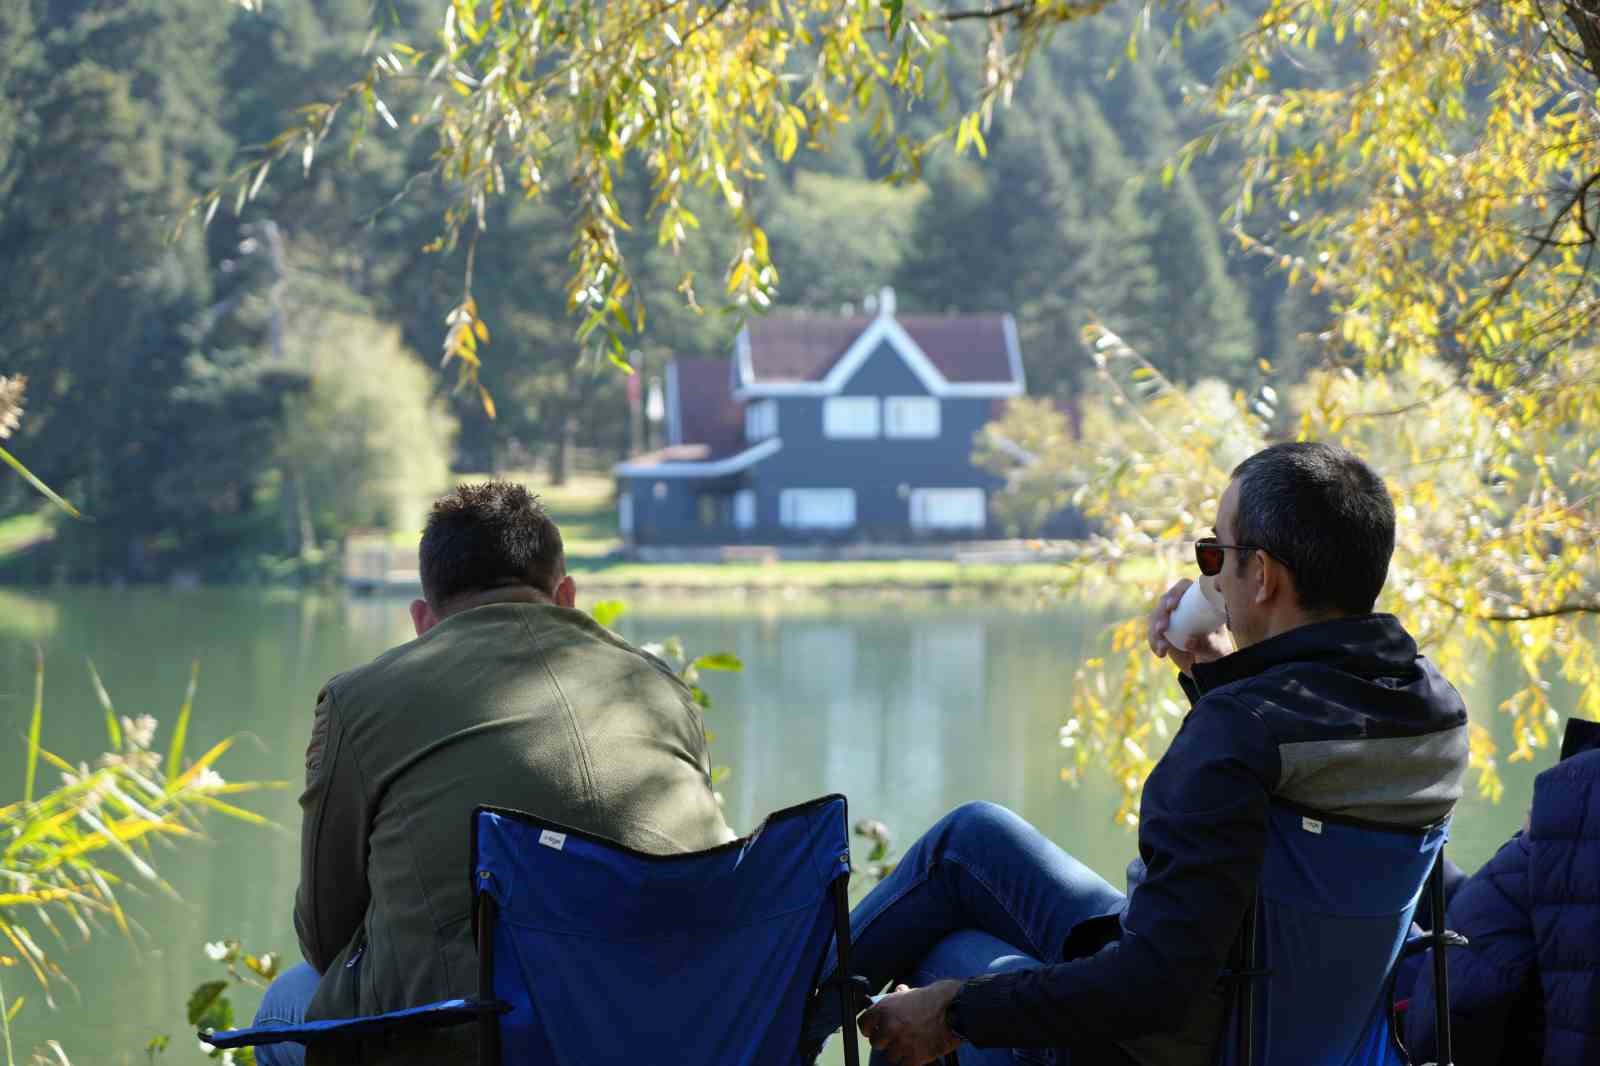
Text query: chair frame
199 796 864 1065
1225 825 1463 1066
468 796 865 1066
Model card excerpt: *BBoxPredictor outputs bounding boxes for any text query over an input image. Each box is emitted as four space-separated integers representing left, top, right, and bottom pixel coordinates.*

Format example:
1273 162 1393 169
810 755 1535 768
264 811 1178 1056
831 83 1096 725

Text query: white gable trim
735 326 755 390
613 437 782 479
1002 314 1027 395
733 314 1022 400
665 360 682 445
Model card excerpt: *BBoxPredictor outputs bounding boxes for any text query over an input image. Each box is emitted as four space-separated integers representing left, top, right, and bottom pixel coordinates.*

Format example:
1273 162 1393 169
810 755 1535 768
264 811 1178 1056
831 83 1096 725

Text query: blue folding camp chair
201 793 865 1066
1218 801 1464 1066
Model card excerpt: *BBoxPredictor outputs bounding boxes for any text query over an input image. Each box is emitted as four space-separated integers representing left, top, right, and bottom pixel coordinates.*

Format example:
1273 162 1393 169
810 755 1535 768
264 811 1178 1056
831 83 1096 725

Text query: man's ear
553 574 577 609
409 598 438 637
1254 552 1286 606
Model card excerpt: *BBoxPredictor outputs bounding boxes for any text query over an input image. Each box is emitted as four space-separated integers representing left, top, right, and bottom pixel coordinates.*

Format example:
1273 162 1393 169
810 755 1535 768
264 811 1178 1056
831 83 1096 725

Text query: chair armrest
200 996 510 1049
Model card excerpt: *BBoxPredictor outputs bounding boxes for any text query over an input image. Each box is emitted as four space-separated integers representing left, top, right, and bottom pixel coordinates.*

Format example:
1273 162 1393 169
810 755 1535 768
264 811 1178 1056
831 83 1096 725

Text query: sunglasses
1194 537 1265 577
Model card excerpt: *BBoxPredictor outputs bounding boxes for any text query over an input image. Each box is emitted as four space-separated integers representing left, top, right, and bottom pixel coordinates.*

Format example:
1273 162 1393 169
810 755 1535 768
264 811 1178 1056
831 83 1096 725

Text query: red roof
669 357 744 458
743 311 1016 386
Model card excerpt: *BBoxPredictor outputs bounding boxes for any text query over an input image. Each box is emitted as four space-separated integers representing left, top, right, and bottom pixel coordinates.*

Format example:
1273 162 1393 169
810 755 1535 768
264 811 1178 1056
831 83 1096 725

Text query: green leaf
166 661 199 787
590 600 627 627
87 660 121 750
186 980 231 1029
24 650 42 805
0 445 82 518
884 0 904 39
691 652 743 672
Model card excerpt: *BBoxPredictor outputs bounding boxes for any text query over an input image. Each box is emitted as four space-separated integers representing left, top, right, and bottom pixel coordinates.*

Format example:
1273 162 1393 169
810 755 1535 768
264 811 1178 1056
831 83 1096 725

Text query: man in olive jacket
252 482 734 1065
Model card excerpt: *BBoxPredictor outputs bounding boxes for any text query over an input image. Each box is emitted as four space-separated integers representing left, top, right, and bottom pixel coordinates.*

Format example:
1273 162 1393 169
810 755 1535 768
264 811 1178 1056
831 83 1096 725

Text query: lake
0 587 1540 1063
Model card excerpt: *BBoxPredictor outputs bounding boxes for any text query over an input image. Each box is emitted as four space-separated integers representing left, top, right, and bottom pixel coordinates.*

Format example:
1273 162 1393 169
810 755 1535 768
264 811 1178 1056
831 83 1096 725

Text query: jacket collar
1190 613 1418 695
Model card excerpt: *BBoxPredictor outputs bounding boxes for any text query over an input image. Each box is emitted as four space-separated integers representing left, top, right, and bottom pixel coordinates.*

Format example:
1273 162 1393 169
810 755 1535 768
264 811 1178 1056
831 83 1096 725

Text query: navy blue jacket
953 614 1469 1057
1407 720 1600 1066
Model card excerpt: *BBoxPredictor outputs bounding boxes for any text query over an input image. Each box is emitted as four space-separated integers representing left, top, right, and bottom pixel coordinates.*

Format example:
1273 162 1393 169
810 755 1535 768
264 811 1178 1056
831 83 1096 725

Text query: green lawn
568 556 1074 592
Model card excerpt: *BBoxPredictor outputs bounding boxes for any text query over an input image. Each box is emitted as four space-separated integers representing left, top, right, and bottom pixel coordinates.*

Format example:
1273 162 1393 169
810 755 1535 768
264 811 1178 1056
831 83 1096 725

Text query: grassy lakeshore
415 474 1097 594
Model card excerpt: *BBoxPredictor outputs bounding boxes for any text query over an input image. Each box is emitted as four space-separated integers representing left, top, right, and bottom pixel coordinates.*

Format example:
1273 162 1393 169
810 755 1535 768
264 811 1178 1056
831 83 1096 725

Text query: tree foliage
204 0 1140 381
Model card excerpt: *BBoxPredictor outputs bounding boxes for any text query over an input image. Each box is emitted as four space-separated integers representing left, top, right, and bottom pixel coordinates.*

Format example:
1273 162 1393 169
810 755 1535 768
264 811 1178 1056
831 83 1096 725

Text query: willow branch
1480 601 1600 621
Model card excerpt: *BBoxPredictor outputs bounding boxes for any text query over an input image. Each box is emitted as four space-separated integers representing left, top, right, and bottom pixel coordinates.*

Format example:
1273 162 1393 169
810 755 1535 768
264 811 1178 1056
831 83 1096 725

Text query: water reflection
0 588 1540 1063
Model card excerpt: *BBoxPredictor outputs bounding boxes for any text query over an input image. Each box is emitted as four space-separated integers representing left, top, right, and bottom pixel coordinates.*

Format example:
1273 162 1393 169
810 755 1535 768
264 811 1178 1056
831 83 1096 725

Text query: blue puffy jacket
1407 720 1600 1066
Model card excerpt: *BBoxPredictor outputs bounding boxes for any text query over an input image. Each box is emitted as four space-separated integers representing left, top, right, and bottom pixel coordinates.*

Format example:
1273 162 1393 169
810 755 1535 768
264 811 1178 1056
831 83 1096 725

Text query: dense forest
0 0 1334 581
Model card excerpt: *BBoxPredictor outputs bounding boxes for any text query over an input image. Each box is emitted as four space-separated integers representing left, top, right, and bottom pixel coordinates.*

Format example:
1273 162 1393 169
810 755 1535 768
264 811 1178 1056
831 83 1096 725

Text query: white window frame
744 399 778 442
909 488 986 532
780 488 857 530
823 396 880 439
885 396 941 439
733 489 756 531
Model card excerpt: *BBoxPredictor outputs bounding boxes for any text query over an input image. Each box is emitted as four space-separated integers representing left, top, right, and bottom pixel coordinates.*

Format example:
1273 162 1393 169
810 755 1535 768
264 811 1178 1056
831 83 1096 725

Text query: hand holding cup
1148 579 1232 676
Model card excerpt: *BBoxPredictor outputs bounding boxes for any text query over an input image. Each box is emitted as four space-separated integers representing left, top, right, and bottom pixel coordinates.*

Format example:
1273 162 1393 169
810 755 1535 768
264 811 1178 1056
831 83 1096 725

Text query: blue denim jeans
818 801 1135 1066
250 961 319 1066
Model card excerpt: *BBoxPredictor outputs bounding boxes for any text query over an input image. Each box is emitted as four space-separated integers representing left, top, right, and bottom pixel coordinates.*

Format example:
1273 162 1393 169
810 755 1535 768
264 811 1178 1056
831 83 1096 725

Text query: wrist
943 983 968 1042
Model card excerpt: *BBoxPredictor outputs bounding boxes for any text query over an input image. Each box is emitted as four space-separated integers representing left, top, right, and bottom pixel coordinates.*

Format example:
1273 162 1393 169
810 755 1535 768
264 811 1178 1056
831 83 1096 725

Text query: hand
857 981 963 1066
1147 579 1232 677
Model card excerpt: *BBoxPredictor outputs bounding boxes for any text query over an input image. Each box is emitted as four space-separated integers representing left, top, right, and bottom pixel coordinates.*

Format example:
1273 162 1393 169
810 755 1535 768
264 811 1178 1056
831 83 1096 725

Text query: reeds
0 654 285 1052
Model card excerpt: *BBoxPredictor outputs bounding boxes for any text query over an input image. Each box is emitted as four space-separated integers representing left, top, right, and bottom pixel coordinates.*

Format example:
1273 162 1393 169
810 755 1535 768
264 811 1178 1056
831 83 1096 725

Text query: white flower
204 941 230 961
123 715 158 750
194 767 227 791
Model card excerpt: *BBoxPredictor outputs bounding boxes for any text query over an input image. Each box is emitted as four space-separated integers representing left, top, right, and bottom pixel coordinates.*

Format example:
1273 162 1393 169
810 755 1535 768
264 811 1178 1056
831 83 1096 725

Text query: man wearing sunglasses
806 441 1469 1066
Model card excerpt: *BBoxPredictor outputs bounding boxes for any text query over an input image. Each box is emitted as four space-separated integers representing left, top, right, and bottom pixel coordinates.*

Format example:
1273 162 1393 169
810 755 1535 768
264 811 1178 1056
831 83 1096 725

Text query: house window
733 490 756 531
910 488 986 532
618 493 634 535
745 400 778 442
885 396 940 439
823 397 879 439
780 488 856 530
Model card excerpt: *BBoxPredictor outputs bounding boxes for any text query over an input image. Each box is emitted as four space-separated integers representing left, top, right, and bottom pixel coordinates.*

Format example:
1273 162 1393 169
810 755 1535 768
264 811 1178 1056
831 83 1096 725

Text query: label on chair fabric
539 829 567 850
1301 817 1324 835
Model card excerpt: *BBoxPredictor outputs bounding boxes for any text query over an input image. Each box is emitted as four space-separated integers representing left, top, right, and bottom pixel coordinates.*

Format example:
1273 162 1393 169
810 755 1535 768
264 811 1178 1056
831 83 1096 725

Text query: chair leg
831 876 863 1066
1428 852 1452 1066
476 889 500 1066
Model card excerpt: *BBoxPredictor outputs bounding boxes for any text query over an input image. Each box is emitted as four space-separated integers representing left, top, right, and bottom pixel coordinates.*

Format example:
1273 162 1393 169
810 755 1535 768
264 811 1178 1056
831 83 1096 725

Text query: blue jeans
819 802 1135 1066
251 961 319 1066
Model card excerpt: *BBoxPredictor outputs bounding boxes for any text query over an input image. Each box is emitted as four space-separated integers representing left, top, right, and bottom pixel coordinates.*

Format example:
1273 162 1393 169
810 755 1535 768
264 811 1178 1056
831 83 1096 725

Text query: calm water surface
0 587 1540 1063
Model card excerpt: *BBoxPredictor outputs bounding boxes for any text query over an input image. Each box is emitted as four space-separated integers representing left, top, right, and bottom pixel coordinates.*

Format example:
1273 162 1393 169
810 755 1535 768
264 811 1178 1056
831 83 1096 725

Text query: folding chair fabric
472 793 853 1066
1218 802 1447 1066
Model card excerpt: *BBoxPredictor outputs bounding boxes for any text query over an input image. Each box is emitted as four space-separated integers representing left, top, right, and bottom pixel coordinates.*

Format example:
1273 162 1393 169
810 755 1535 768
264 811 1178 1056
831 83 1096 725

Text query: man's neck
1253 605 1354 646
436 585 552 621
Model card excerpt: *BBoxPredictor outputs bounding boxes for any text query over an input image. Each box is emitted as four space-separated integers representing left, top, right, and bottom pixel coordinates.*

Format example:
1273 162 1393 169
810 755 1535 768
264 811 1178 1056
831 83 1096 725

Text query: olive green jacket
294 600 733 1064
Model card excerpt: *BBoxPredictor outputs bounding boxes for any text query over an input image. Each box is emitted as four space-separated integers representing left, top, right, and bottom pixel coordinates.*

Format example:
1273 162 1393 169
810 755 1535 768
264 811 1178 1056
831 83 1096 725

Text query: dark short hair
419 481 565 607
1229 442 1395 614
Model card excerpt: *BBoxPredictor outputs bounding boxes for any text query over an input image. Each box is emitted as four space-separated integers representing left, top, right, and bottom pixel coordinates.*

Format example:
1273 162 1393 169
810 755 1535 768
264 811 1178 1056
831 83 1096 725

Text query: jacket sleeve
952 696 1276 1047
1405 835 1536 1066
293 684 372 973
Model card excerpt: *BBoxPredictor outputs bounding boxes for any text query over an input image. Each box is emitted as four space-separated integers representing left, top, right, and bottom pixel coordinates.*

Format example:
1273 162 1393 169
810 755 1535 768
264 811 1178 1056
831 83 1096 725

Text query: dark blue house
615 289 1029 547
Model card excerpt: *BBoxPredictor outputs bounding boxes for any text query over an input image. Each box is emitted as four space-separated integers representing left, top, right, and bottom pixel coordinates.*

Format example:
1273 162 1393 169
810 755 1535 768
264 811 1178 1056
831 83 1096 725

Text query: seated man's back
272 483 733 1066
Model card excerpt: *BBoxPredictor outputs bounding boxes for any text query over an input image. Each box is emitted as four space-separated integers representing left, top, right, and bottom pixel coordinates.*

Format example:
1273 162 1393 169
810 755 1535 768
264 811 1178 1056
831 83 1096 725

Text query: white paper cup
1165 581 1226 648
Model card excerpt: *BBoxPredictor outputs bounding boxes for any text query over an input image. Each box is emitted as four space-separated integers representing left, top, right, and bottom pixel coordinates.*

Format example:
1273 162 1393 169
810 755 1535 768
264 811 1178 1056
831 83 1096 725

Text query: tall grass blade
0 444 81 519
0 968 14 1066
166 660 200 786
85 661 120 751
23 651 42 806
165 737 234 796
